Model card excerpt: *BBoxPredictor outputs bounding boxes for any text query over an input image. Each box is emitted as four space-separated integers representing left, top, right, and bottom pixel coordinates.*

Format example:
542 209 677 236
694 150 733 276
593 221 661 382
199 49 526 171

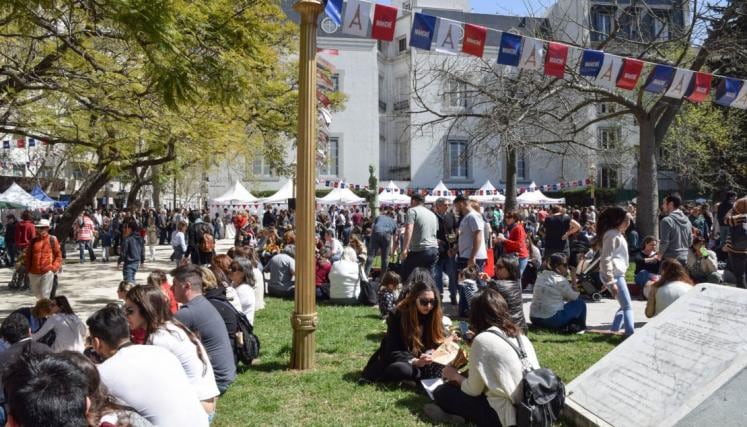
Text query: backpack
234 307 260 366
200 231 215 253
487 330 565 427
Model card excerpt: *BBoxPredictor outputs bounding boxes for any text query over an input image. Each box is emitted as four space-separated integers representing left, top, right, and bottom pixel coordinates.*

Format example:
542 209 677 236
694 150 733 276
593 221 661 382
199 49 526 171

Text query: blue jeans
456 257 486 316
433 256 457 300
531 298 587 330
610 275 635 335
364 233 392 277
78 240 94 262
400 247 439 283
123 261 139 282
518 257 528 278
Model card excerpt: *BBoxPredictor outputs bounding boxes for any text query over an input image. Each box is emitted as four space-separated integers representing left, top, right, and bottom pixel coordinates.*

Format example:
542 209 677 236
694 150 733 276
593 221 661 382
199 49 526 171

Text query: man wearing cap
24 219 62 299
401 194 439 281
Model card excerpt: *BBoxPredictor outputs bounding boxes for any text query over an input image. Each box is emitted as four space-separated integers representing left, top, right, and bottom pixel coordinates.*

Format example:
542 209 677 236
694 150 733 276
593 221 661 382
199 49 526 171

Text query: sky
470 0 553 16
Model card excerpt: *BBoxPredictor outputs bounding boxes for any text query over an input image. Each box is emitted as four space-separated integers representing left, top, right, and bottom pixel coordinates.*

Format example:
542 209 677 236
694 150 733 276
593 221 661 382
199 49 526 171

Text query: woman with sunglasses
125 285 219 416
31 295 86 352
228 258 256 325
426 288 539 426
486 256 528 333
361 280 446 383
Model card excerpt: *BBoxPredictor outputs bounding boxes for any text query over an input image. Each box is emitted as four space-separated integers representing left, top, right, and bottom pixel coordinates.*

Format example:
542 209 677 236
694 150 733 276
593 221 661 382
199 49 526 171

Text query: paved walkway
0 239 648 330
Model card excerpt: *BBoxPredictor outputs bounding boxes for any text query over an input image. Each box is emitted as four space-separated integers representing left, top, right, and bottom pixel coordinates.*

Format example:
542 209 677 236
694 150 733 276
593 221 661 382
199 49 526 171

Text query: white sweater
31 313 86 352
461 327 540 427
599 229 629 285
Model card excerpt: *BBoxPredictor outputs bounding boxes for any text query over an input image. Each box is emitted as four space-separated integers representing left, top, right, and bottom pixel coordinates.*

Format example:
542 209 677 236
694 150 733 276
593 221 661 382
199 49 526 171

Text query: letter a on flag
685 72 712 103
664 68 693 99
497 33 522 67
643 64 675 93
342 0 371 37
714 78 743 107
409 13 436 50
616 58 643 90
435 18 463 55
595 54 623 90
518 38 544 72
461 24 486 57
544 42 568 78
371 4 397 41
324 0 343 26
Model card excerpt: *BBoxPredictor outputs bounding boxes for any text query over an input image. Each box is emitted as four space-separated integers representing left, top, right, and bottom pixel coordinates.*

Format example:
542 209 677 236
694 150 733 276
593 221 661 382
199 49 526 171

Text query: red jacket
14 220 36 249
25 234 62 274
502 223 529 259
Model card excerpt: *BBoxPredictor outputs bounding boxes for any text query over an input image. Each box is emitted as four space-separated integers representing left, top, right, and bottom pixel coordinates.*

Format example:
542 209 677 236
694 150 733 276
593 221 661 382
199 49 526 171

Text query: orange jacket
25 234 62 275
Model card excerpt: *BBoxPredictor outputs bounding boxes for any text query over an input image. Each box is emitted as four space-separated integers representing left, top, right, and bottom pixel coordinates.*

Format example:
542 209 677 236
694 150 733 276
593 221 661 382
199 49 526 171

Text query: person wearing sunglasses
361 280 446 384
227 258 256 325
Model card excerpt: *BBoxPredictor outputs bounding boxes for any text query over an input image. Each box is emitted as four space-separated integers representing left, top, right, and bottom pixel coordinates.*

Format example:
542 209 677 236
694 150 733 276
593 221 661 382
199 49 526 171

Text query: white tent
317 187 366 205
0 182 55 209
378 181 410 206
516 190 565 206
425 181 454 203
212 180 257 204
261 180 294 204
470 180 505 204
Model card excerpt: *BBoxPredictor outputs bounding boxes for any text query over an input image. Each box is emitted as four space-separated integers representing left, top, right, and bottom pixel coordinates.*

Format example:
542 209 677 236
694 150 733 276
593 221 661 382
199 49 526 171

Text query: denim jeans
400 247 439 282
609 275 635 335
364 233 392 277
456 258 486 316
78 240 94 263
123 261 139 282
433 256 458 300
530 298 587 331
518 257 528 278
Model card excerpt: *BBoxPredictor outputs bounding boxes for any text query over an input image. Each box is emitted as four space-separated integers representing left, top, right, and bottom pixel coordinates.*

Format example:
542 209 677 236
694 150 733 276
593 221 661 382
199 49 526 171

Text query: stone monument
564 284 747 427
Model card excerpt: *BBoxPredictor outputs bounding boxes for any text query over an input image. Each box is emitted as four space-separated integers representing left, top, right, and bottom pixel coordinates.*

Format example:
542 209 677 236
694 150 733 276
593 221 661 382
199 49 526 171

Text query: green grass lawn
215 297 622 426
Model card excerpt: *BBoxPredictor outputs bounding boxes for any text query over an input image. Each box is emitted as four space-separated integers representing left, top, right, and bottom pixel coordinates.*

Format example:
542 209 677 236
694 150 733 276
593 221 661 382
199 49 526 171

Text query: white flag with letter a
342 0 372 37
435 18 463 55
594 54 623 90
518 37 544 71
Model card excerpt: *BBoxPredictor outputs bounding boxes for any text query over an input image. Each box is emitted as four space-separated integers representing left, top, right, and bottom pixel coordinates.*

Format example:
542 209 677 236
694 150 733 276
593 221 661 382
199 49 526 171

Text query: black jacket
204 288 239 354
488 279 528 333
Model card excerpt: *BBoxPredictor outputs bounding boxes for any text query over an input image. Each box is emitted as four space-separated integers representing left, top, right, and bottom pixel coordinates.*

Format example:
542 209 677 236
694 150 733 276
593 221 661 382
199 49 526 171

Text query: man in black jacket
433 198 458 304
118 219 144 282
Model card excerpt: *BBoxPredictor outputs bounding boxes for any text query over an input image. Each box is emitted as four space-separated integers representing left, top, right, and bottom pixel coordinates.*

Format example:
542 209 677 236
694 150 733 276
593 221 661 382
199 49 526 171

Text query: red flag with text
544 42 568 78
461 24 487 57
616 58 644 90
371 4 397 41
686 72 712 103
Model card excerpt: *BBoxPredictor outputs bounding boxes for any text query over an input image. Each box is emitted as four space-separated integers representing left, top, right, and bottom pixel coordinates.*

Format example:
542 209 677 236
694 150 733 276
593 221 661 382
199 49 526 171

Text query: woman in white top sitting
125 285 220 416
427 288 540 426
31 295 86 352
328 247 361 304
596 206 635 336
645 259 694 318
228 258 256 325
530 253 587 332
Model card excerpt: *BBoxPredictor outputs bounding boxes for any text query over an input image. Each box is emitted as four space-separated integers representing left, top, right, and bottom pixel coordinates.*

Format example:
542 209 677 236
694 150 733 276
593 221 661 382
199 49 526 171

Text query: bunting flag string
331 0 747 109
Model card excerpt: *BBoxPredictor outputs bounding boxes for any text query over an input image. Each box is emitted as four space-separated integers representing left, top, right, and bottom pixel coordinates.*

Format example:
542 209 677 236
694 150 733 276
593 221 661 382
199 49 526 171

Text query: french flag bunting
342 0 371 37
409 13 436 50
595 54 622 90
544 42 568 78
518 37 544 71
462 24 487 57
685 72 712 103
714 78 744 107
497 32 523 67
664 69 693 99
731 83 747 110
371 4 397 41
643 64 675 93
616 58 644 90
324 0 343 26
579 49 604 77
435 18 462 55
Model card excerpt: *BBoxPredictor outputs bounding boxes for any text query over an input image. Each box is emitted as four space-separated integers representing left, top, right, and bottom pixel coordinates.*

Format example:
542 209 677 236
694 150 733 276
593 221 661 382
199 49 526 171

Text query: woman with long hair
487 255 529 333
596 206 634 335
242 247 265 310
228 258 256 324
495 211 529 277
146 270 177 314
427 288 540 426
361 280 446 383
31 295 86 352
125 285 219 416
645 259 694 318
211 253 242 311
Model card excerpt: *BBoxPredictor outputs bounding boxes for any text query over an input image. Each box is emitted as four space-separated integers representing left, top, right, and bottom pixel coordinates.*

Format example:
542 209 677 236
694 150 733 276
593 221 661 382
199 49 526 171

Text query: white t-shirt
147 322 220 401
234 283 256 324
458 210 488 260
329 259 360 300
31 313 86 353
654 281 692 315
98 344 209 427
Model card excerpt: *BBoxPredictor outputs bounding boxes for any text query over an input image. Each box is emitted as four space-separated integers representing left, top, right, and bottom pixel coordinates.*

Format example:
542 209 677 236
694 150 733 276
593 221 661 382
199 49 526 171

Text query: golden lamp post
290 0 323 370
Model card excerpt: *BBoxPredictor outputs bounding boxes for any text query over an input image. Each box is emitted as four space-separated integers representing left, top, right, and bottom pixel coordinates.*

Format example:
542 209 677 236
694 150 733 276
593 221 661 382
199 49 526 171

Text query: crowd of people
0 187 745 426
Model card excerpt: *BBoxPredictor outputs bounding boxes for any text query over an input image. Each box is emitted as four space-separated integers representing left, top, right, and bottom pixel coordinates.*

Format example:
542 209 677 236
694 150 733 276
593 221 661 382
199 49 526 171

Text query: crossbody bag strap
486 329 533 371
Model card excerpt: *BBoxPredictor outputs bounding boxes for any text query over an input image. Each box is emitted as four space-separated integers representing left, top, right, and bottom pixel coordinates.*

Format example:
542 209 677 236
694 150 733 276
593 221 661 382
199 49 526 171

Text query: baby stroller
575 249 607 301
0 236 11 268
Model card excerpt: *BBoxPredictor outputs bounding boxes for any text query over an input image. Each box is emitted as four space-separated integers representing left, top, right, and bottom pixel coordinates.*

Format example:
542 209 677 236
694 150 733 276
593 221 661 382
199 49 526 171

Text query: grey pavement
0 240 648 330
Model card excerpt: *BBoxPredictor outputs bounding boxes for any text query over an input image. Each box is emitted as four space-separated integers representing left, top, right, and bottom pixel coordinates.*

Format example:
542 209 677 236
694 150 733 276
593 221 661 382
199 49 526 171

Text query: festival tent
425 181 454 204
516 189 565 206
470 180 505 204
212 180 257 204
317 187 366 205
260 180 294 204
0 183 55 209
378 181 411 206
31 185 67 208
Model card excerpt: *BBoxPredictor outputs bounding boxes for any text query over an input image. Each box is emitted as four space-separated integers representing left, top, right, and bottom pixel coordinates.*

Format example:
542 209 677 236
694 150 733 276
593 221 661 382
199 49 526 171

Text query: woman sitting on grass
645 259 694 318
487 256 528 333
361 280 446 383
529 253 586 333
426 288 540 427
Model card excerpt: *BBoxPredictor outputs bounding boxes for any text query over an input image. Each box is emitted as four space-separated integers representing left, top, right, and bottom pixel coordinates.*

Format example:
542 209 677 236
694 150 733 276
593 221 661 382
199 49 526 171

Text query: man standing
542 206 580 262
25 219 62 300
13 211 36 258
433 198 458 303
118 219 144 282
172 264 236 393
453 195 488 272
717 191 737 250
401 194 439 281
364 207 398 278
659 194 694 266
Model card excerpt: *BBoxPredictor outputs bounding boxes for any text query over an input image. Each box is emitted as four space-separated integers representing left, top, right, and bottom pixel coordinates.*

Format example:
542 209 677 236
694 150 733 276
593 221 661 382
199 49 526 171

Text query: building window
447 140 469 179
517 149 527 180
443 78 468 108
11 164 25 177
597 102 617 115
598 127 621 150
252 156 272 177
599 166 618 188
591 6 614 41
330 73 340 92
397 36 407 53
651 11 670 41
319 137 339 177
395 75 408 100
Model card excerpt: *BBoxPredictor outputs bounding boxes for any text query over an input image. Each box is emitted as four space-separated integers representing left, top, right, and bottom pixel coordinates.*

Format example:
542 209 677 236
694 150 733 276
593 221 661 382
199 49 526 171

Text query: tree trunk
126 181 144 210
54 168 112 241
637 118 659 238
504 145 518 212
152 165 161 210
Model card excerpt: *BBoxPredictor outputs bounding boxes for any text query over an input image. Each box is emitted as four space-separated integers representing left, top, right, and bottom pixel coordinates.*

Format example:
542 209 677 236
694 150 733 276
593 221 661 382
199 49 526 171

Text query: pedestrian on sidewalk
25 219 62 300
597 207 634 336
118 219 144 282
73 211 96 263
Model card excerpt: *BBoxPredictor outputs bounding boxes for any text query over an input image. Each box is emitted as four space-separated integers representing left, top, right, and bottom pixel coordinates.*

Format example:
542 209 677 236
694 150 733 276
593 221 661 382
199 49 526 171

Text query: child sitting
457 265 481 317
377 271 401 319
